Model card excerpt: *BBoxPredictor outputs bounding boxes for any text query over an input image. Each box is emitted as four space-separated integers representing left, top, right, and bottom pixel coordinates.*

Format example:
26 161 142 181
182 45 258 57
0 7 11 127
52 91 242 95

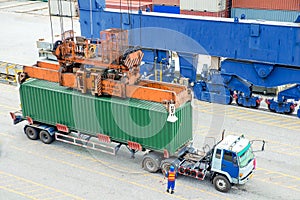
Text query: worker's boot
171 190 174 194
166 189 169 193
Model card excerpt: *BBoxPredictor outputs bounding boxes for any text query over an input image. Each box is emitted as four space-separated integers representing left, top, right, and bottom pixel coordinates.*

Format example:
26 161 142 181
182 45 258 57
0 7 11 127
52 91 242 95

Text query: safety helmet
170 165 175 172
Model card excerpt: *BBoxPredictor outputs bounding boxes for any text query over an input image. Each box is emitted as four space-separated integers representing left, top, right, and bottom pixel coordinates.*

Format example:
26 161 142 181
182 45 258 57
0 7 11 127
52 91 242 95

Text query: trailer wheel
25 126 39 140
213 175 231 193
39 130 54 144
142 153 161 173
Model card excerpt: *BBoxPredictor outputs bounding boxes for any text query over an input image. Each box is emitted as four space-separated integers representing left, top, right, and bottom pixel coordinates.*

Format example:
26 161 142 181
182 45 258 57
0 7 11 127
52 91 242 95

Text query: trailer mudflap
9 111 23 125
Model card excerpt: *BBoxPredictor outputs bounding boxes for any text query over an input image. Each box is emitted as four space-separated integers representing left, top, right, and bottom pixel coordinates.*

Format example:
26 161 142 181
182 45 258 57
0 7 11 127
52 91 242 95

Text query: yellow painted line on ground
257 168 300 180
266 120 291 127
268 149 298 157
267 141 300 149
42 194 67 200
13 184 37 191
23 188 44 194
276 122 300 128
247 113 277 121
194 104 213 109
272 125 300 131
144 174 229 200
0 132 15 138
47 143 228 199
226 112 249 118
195 109 213 115
0 103 18 110
231 113 299 131
0 1 40 9
0 179 17 186
225 109 250 115
11 146 188 200
266 175 283 179
0 171 84 200
12 133 299 197
0 186 38 200
0 111 7 115
185 100 299 127
237 111 277 120
255 177 300 192
13 143 230 200
32 191 58 198
237 114 267 121
232 111 282 123
265 144 285 149
286 185 299 189
45 143 147 175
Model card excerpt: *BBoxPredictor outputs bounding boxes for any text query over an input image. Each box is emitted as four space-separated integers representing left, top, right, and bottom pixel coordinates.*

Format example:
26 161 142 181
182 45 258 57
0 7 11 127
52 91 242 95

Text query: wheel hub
217 179 226 190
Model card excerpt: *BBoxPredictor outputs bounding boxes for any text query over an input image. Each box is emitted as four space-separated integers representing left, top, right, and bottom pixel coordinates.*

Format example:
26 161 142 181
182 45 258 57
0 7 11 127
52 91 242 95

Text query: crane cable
89 0 93 38
126 0 133 45
57 0 65 39
69 0 74 37
119 0 123 31
139 0 142 46
47 0 54 46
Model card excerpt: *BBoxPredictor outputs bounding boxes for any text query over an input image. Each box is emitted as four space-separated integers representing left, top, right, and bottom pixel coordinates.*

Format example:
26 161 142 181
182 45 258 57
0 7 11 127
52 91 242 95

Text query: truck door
221 150 239 179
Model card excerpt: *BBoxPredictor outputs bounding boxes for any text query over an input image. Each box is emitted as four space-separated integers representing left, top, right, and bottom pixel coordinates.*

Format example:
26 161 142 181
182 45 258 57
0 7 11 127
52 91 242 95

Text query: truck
9 14 263 191
10 77 264 193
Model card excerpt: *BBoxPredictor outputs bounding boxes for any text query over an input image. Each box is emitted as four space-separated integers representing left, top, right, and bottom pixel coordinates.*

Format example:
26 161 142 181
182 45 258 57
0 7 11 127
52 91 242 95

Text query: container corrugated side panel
180 9 229 17
180 0 226 12
232 0 300 11
20 79 192 154
105 0 152 11
231 8 300 22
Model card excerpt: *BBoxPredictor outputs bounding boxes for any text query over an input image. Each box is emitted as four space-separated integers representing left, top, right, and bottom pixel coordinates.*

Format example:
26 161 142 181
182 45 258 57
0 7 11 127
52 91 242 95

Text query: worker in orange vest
165 165 177 194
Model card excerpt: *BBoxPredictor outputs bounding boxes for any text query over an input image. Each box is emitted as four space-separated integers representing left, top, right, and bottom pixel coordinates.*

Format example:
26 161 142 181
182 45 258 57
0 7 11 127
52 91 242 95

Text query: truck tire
160 158 175 175
142 153 161 173
25 126 39 140
39 130 54 144
213 175 231 193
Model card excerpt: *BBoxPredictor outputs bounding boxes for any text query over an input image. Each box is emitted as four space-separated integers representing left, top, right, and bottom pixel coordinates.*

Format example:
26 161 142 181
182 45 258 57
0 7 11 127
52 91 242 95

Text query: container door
221 150 239 179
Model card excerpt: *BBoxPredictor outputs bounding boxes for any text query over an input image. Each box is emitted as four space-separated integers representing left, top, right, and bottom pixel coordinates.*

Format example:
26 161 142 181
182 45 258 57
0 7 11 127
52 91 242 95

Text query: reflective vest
168 171 176 181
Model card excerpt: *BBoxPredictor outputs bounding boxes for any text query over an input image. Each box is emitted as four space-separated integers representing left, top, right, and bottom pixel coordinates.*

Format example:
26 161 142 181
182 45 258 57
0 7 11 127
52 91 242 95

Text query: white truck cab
211 135 257 192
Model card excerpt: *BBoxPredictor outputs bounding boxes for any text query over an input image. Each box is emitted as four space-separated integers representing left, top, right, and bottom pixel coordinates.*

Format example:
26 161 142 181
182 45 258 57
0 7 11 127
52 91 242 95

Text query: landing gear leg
126 146 137 159
115 144 122 154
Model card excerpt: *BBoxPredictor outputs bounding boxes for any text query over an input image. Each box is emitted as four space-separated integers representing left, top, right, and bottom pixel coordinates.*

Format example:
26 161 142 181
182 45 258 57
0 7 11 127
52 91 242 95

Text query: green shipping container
20 79 192 154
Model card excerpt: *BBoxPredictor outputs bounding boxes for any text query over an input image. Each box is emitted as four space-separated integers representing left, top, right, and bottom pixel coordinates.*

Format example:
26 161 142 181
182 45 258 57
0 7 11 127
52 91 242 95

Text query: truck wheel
25 126 39 140
213 175 231 193
39 130 54 144
160 158 175 175
142 153 161 173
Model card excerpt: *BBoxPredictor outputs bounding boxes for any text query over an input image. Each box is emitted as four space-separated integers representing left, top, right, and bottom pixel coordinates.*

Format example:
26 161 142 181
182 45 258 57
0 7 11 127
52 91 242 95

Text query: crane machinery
77 0 300 117
20 28 192 119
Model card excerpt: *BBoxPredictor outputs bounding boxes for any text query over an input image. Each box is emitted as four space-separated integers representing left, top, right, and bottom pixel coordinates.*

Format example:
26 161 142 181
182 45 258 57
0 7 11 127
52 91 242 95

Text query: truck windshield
238 144 254 168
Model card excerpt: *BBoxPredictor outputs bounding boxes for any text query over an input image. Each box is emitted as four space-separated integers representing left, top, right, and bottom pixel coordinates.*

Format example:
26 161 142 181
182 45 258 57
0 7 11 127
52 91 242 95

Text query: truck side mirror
232 155 238 166
250 140 266 152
